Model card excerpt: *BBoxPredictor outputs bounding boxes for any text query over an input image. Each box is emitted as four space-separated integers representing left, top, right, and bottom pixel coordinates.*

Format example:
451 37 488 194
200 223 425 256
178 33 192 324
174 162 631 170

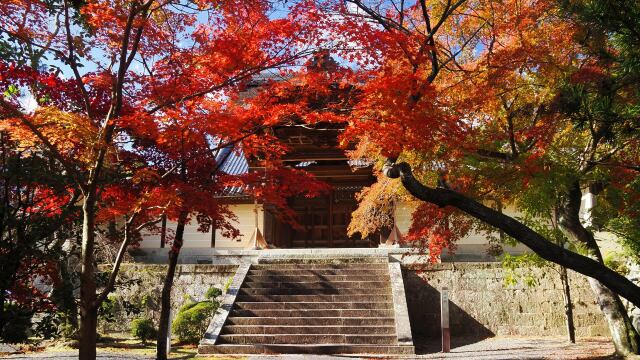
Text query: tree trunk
78 198 98 360
559 265 576 343
0 258 18 339
588 278 639 355
381 161 640 306
156 211 187 360
51 252 79 335
0 291 5 340
384 161 640 354
558 181 639 355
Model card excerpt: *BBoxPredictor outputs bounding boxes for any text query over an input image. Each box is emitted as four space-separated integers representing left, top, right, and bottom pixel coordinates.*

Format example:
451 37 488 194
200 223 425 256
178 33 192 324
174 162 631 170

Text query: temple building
138 113 382 250
135 58 532 261
135 109 532 260
135 56 598 260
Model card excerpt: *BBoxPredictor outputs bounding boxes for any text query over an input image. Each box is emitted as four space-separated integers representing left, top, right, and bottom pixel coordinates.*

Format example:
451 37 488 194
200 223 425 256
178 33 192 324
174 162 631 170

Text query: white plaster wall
394 201 529 253
139 204 264 249
214 204 264 249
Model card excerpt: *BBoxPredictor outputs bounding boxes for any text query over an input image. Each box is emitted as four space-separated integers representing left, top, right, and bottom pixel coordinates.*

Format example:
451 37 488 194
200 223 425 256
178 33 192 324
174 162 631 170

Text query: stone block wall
98 264 236 333
102 262 609 341
403 262 608 340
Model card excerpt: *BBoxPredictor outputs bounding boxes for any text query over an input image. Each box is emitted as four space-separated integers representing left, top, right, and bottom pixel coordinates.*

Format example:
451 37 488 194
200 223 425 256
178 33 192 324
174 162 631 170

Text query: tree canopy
1 0 640 357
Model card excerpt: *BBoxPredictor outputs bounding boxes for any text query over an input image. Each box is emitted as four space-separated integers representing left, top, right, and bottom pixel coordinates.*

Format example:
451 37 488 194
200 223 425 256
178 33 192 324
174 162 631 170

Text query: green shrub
205 287 222 300
172 301 218 344
604 252 630 275
178 301 198 313
130 317 157 344
223 277 233 293
34 312 77 340
98 294 117 323
1 303 32 343
140 294 152 308
35 312 62 340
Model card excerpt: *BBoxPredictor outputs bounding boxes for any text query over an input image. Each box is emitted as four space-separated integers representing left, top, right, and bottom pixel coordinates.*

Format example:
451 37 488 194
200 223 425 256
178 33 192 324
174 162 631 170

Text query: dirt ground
0 336 624 360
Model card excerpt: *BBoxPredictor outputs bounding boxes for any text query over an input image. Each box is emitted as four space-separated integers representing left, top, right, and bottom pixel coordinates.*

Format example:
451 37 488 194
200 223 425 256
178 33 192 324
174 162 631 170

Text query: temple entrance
252 83 376 248
265 187 375 248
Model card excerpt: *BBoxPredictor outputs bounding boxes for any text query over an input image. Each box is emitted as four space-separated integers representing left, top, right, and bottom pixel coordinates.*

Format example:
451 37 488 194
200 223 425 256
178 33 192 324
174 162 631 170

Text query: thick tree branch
474 149 515 161
88 1 153 193
382 160 640 307
419 0 440 81
94 213 161 307
426 0 467 43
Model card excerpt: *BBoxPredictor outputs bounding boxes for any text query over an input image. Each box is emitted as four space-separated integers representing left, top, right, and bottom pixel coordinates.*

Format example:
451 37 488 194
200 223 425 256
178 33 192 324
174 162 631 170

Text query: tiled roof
213 144 250 197
214 145 248 176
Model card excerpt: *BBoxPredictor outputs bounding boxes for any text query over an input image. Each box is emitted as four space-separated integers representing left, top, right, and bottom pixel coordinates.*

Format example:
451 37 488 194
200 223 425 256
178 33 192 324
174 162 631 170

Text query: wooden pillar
328 190 333 247
350 205 356 247
305 205 310 248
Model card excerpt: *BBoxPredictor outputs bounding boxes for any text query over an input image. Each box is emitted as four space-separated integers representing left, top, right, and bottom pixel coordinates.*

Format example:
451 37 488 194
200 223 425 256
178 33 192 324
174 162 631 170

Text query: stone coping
388 262 414 347
132 247 432 265
135 247 418 256
200 263 251 346
97 263 238 272
401 262 509 270
102 262 509 273
131 247 530 265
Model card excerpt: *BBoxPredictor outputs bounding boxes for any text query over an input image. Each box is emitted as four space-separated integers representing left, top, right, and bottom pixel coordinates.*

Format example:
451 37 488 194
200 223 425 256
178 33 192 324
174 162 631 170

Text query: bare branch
94 212 162 306
63 0 93 119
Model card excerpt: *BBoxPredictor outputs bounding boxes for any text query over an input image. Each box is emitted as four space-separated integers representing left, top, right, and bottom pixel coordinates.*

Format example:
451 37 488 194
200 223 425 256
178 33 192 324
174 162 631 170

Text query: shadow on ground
403 271 494 354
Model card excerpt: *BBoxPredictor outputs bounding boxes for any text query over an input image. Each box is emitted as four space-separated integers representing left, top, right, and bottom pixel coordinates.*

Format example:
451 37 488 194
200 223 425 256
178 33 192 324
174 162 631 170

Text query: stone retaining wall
102 262 609 341
403 263 608 339
98 264 236 333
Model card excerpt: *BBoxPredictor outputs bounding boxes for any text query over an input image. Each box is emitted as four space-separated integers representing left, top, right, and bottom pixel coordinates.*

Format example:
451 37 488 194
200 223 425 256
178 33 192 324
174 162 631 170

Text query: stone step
234 301 392 310
225 317 396 326
230 309 394 318
251 263 387 270
197 256 413 356
217 334 397 345
245 275 385 282
220 325 396 335
235 294 393 303
242 281 390 289
198 344 415 355
257 257 389 265
238 288 390 296
248 269 389 276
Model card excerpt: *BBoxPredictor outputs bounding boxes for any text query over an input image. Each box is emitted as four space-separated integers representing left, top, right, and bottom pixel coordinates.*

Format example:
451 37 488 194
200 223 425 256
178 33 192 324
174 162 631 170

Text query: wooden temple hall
256 123 376 249
137 120 379 251
139 57 392 251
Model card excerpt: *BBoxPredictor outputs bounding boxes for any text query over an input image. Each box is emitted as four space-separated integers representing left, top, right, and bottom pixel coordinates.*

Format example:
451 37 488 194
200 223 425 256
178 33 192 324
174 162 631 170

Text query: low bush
205 287 222 300
172 300 218 344
98 294 117 324
1 303 32 343
130 317 157 344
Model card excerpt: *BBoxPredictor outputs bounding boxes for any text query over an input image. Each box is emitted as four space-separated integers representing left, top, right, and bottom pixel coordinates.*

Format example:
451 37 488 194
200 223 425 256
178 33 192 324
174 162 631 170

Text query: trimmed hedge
131 317 157 344
172 300 218 344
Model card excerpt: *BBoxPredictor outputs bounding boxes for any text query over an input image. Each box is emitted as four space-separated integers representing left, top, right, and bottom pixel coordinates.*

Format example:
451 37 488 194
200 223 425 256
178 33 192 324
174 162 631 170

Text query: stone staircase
199 257 414 355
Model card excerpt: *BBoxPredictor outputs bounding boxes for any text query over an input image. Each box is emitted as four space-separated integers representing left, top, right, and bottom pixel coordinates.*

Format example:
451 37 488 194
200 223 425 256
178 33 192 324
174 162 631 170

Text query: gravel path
0 337 620 360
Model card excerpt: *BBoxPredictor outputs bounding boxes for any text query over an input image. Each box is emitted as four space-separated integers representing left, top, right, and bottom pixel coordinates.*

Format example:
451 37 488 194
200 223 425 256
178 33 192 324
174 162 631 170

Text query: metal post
441 287 450 352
